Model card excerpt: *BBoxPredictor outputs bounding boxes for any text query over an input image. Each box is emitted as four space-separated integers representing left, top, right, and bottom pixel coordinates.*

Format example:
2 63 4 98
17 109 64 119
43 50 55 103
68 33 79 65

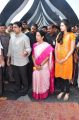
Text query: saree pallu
32 42 54 99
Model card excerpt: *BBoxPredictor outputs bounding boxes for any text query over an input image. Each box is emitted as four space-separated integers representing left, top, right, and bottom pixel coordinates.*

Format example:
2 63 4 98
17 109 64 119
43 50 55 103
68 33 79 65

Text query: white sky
66 0 79 19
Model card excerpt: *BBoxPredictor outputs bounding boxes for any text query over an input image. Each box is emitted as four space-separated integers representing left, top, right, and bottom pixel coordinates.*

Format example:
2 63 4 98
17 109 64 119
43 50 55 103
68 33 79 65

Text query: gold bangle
33 67 36 70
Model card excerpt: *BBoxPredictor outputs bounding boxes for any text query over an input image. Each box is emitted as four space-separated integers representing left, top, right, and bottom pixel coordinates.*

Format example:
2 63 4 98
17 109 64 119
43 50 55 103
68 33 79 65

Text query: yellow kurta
55 32 76 80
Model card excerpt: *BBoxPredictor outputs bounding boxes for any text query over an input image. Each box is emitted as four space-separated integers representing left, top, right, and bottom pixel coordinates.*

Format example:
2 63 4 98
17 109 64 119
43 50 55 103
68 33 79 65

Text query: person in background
32 30 54 99
45 24 57 48
6 23 15 38
22 20 30 34
55 19 76 101
26 24 38 88
26 24 38 48
41 26 47 34
73 31 79 88
0 42 7 100
6 23 15 82
45 24 58 89
6 23 13 33
0 23 11 83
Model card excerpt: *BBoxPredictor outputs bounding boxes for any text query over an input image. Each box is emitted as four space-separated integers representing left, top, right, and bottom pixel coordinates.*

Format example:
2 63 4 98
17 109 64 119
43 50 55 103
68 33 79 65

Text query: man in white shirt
7 22 31 95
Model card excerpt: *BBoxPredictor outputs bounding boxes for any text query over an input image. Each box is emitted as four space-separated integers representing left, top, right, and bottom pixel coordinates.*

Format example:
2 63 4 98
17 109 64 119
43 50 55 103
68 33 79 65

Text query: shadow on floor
3 82 79 103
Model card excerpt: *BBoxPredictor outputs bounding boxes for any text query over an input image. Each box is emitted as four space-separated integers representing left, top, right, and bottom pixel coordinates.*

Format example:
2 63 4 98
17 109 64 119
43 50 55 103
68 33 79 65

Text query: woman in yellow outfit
55 19 76 101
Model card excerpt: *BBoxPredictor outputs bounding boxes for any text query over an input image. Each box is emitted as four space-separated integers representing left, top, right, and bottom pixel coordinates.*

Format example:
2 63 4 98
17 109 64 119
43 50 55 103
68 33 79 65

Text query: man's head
47 24 56 35
7 23 13 32
31 24 38 34
22 20 28 29
42 26 47 33
13 22 22 34
0 23 6 34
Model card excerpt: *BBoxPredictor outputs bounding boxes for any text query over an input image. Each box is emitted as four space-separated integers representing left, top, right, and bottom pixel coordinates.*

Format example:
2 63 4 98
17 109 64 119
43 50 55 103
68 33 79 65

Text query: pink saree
32 42 54 99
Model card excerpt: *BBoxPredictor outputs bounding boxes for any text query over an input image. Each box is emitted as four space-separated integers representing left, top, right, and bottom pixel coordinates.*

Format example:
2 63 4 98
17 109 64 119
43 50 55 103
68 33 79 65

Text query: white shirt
7 32 31 66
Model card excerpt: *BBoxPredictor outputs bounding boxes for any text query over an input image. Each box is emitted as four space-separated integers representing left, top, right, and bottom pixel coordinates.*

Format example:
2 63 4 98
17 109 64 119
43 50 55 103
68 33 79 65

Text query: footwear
57 92 64 99
0 97 7 100
9 88 20 93
18 89 28 96
63 93 69 101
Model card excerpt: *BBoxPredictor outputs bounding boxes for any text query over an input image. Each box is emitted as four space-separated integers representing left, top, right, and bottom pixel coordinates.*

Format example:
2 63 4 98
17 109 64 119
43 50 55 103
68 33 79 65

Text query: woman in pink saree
32 30 54 99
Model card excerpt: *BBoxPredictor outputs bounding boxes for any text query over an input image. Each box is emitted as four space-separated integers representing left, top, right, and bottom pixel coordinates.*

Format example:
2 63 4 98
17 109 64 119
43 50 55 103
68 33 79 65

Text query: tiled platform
0 100 79 120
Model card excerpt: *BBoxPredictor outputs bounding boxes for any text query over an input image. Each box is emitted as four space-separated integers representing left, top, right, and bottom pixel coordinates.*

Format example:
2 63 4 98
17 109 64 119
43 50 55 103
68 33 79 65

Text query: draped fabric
32 42 54 99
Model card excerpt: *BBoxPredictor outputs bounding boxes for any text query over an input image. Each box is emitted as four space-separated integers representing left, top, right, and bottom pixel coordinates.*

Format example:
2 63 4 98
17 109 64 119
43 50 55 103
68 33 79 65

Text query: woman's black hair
37 30 46 41
57 19 71 44
13 21 22 28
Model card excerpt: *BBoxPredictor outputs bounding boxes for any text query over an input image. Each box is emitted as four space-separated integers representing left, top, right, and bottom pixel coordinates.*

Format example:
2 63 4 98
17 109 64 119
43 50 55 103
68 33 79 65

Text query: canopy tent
0 0 79 27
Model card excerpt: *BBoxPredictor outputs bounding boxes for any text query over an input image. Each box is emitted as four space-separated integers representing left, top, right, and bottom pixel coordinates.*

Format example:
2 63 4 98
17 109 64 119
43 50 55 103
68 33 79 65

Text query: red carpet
0 100 79 120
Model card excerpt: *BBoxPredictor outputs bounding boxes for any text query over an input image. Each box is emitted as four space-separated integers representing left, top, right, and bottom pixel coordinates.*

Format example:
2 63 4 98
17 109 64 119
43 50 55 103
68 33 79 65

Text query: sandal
57 92 64 99
0 97 7 100
63 93 69 101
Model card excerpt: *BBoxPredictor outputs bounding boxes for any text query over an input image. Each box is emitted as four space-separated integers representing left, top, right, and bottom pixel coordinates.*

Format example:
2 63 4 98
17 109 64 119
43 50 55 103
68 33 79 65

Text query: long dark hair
57 19 71 44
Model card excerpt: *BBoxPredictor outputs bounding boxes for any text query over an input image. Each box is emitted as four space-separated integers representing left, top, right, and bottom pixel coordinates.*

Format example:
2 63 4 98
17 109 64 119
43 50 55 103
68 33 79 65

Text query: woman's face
36 32 43 42
60 22 67 32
